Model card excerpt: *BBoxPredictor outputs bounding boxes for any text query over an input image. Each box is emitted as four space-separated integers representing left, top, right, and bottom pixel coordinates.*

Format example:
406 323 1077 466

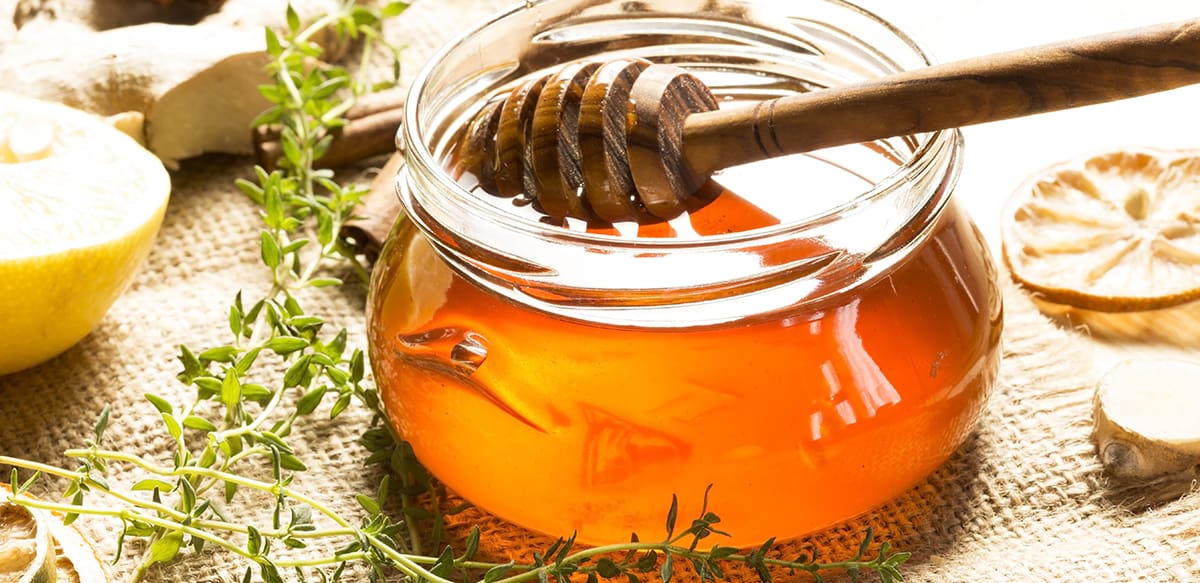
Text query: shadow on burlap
2 0 1200 581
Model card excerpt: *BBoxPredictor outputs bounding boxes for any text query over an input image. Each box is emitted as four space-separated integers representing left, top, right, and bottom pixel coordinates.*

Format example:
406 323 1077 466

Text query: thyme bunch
1 2 911 582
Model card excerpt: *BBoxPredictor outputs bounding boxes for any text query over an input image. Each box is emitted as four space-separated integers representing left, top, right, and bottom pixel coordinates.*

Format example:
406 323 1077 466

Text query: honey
369 158 1000 546
368 0 1003 548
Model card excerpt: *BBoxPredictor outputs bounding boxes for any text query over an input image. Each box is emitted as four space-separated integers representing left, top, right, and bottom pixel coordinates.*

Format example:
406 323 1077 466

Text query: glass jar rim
399 0 952 249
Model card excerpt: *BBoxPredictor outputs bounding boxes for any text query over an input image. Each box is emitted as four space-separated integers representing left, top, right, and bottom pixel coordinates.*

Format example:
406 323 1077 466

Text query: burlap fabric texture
3 0 1200 581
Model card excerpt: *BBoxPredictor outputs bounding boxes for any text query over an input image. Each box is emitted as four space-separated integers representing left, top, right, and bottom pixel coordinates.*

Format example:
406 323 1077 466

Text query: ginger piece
1093 359 1200 480
0 0 349 169
0 23 266 169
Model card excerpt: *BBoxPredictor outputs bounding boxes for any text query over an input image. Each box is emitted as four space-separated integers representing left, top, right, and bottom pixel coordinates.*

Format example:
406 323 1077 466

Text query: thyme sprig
11 3 415 581
1 2 910 582
5 452 908 583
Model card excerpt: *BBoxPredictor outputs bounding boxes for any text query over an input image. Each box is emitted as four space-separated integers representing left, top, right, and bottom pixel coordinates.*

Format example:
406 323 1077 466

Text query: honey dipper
458 18 1200 223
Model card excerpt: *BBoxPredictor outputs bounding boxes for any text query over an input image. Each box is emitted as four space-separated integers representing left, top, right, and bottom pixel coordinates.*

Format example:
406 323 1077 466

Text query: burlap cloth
2 1 1199 581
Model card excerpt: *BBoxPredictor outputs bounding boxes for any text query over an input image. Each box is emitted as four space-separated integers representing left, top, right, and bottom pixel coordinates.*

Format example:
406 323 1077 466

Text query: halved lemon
0 92 170 376
1001 148 1200 312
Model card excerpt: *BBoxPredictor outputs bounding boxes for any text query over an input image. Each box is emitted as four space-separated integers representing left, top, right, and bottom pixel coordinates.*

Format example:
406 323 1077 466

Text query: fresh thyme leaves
0 2 911 583
445 492 911 583
11 2 414 581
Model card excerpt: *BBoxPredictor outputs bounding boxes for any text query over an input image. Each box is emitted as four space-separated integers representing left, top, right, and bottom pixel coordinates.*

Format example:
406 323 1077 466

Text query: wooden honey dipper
457 18 1200 223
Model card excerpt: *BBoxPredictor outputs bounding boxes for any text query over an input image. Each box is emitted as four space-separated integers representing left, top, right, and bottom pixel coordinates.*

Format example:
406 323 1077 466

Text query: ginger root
1093 359 1200 480
0 0 350 169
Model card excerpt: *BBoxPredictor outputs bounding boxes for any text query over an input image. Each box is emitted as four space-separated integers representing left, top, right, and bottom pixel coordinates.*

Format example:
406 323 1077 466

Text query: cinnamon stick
340 152 406 262
252 89 406 171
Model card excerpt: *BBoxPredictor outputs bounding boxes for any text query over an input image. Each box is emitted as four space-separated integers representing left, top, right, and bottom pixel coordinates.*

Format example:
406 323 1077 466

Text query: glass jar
367 0 1002 547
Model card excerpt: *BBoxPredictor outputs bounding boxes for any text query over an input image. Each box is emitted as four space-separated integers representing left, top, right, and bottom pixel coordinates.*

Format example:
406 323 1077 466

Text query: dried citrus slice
1001 148 1200 312
0 498 54 583
0 92 170 375
1 486 108 583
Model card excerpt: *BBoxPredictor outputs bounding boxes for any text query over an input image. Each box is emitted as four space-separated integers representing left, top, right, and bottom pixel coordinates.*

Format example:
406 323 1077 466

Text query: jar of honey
367 0 1002 547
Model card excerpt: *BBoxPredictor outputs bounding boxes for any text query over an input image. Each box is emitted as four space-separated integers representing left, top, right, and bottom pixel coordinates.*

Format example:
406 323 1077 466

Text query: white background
850 1 1200 253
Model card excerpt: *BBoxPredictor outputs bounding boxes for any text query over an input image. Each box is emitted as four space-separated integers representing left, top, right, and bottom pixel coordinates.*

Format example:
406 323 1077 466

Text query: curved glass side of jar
367 0 1004 547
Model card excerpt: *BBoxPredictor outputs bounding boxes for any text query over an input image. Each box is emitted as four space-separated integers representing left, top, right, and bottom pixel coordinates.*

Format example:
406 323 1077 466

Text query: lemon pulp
0 93 170 375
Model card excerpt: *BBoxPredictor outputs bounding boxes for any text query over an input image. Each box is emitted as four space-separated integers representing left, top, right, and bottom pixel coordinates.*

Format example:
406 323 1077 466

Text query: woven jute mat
2 0 1199 581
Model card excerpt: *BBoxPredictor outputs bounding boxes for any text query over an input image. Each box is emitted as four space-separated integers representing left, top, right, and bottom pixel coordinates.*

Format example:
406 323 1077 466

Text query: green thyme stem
293 11 343 48
1 456 76 480
213 377 289 441
294 232 344 287
361 533 454 583
275 552 371 569
193 445 264 499
190 521 357 540
399 490 424 555
7 454 441 580
221 445 272 469
286 7 370 127
9 492 376 572
60 449 350 529
0 458 362 545
90 482 182 522
13 496 257 561
3 459 444 582
1 458 281 539
0 460 195 531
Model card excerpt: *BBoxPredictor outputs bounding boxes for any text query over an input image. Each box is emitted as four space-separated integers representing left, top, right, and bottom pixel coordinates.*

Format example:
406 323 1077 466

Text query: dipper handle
465 18 1200 222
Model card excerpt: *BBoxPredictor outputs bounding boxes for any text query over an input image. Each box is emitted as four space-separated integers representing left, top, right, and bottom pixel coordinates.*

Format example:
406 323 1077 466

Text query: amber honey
369 0 1003 548
368 161 1000 546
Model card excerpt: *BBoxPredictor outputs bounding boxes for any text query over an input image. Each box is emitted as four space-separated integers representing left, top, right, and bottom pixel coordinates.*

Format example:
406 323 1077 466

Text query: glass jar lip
401 0 949 249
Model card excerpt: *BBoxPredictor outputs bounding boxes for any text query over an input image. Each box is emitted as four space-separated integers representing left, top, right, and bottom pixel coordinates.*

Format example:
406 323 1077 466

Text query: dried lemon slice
1002 148 1200 312
0 92 170 375
1 487 107 583
0 500 53 583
